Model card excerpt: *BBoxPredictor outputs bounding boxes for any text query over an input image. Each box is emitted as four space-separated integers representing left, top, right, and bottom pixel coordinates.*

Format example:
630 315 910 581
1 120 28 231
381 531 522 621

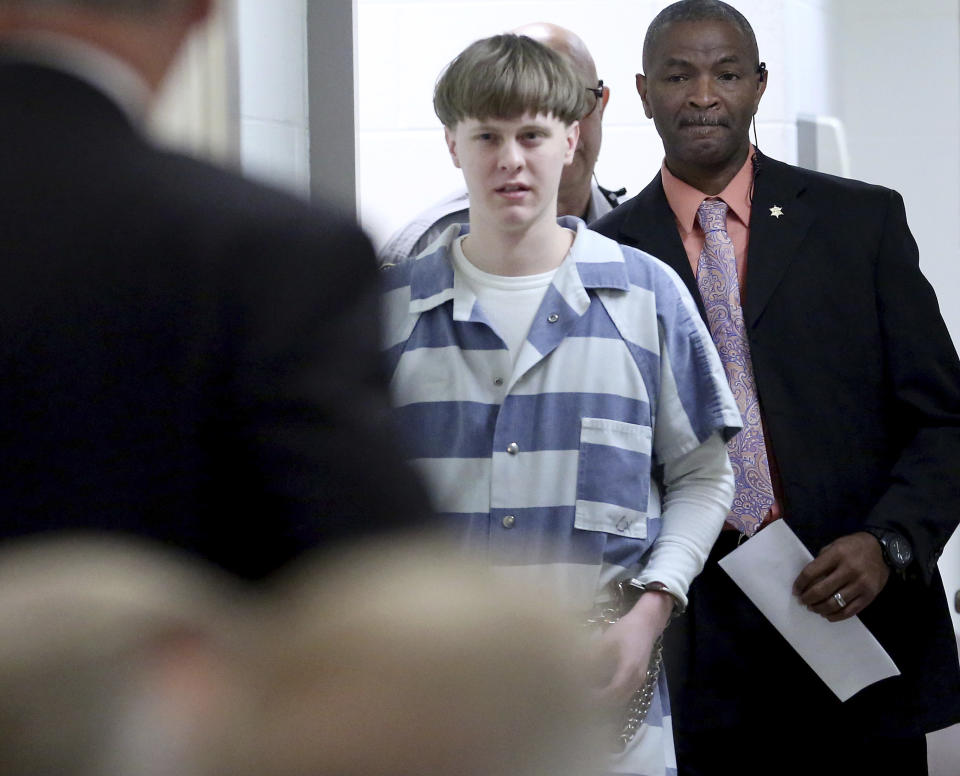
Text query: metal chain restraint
583 581 666 752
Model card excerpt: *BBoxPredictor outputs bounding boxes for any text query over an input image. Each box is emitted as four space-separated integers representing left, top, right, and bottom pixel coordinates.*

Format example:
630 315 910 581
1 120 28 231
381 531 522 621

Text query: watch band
864 527 913 573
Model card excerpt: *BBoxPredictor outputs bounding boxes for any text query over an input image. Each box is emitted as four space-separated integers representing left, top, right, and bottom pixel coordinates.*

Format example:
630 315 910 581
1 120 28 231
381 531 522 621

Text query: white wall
150 0 238 164
236 0 311 197
832 0 960 346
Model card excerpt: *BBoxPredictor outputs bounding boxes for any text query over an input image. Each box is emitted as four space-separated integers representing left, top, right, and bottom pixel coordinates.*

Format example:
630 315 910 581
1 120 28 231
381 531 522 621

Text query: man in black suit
591 1 960 774
0 0 428 579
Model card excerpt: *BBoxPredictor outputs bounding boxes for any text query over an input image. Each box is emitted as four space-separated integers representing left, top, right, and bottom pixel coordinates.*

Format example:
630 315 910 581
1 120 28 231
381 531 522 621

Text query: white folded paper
718 519 900 701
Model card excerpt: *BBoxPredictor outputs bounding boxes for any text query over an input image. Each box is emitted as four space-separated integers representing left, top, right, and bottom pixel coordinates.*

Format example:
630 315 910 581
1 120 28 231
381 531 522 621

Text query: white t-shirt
450 234 560 363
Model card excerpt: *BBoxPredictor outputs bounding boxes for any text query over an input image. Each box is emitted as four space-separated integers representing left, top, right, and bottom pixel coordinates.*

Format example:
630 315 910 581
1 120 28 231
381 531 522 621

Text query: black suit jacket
0 60 429 579
592 152 960 733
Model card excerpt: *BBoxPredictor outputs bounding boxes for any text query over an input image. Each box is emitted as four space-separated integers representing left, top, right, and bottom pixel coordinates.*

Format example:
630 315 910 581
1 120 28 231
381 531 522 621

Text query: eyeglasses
583 80 604 119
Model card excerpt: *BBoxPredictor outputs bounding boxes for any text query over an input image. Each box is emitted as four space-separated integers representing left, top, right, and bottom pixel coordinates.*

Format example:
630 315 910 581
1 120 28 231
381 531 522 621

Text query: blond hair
433 33 588 128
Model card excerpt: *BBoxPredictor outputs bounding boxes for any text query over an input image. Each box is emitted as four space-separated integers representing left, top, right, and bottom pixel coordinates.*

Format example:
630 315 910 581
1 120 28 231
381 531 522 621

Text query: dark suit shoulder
101 144 379 314
588 201 627 237
589 173 664 238
757 155 897 203
134 146 358 239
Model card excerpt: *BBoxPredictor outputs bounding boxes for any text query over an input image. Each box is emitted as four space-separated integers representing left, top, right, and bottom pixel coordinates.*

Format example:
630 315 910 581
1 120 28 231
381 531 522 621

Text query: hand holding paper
718 520 899 702
793 531 891 621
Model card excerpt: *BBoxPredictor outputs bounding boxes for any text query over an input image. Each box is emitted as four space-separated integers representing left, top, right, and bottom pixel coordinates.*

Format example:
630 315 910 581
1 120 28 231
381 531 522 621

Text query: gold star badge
769 205 784 219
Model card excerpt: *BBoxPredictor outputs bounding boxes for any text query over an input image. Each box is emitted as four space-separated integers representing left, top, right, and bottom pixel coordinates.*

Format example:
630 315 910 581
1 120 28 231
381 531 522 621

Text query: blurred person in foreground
591 1 960 773
231 538 606 776
381 32 741 775
0 535 248 776
0 0 429 578
0 534 604 776
377 22 624 266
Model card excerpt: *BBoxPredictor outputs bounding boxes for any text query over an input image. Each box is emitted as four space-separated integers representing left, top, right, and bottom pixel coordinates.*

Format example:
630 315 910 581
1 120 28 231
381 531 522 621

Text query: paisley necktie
696 199 774 535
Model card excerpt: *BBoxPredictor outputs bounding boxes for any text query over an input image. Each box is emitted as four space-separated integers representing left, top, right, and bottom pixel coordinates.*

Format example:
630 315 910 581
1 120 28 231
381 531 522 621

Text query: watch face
887 535 912 568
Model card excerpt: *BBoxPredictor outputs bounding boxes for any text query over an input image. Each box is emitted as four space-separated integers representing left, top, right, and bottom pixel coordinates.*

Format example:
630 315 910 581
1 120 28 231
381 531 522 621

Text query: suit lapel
619 174 708 321
744 155 815 328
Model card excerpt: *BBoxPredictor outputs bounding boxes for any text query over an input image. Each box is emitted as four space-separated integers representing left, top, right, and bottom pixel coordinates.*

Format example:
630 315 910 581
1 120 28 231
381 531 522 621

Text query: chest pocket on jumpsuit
574 417 651 540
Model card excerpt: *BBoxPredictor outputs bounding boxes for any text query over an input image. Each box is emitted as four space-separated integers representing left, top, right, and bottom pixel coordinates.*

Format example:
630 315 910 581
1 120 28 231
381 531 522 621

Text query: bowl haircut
433 33 588 129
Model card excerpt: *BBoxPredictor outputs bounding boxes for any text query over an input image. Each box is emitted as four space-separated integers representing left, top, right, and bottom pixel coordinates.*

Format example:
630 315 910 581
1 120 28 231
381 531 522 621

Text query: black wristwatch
864 527 913 574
